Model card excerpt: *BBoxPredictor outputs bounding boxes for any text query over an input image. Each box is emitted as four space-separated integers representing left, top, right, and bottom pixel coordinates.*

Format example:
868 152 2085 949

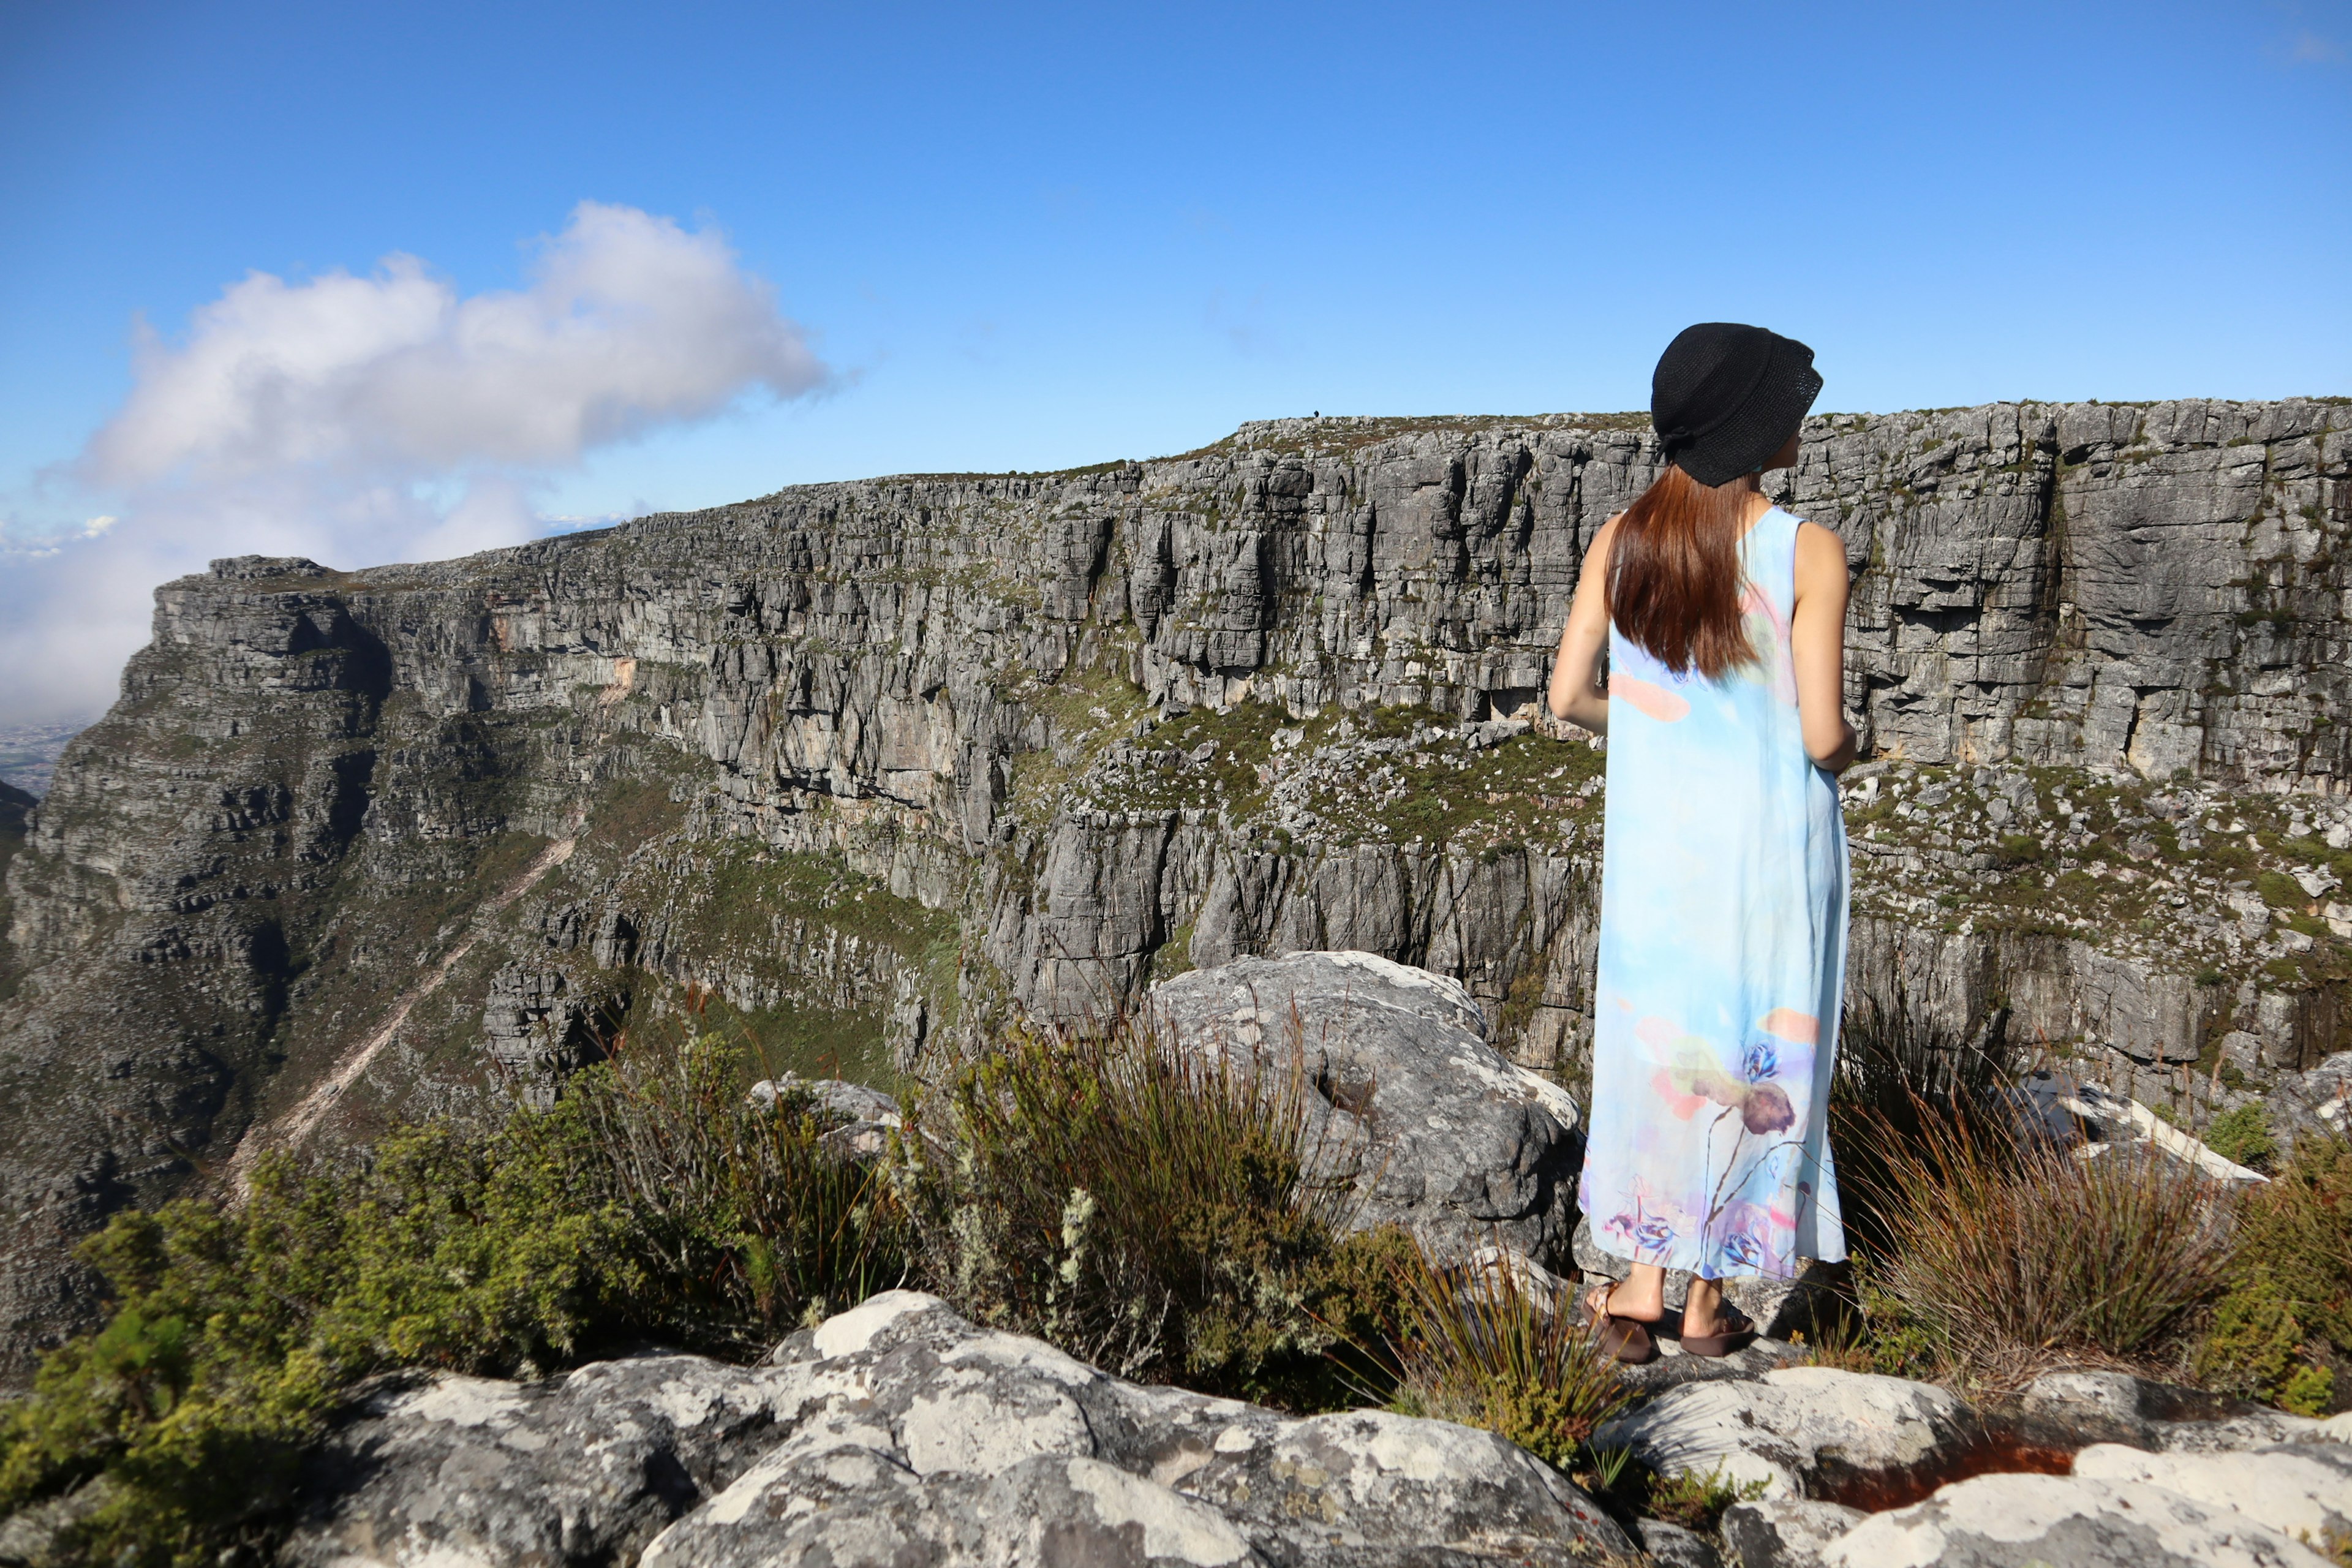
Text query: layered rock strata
0 399 2346 1372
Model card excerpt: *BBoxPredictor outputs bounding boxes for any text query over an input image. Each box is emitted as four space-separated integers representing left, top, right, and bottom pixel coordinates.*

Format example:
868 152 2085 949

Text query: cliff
0 398 2346 1374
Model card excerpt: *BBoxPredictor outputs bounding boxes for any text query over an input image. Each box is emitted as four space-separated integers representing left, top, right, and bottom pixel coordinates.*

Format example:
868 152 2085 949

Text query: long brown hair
1608 463 1759 678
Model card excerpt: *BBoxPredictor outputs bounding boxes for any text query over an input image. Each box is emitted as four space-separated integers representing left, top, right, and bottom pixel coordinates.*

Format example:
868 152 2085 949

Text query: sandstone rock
2270 1050 2352 1144
1997 1366 2339 1463
286 1291 1633 1568
1717 1498 1868 1568
1144 951 1580 1264
747 1074 903 1159
1590 1366 1975 1506
1817 1469 2337 1567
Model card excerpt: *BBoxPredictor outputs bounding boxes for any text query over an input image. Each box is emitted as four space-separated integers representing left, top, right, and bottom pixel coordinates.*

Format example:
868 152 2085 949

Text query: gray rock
654 1288 1627 1568
283 1353 797 1568
289 1291 1633 1568
2071 1442 2352 1543
2013 1367 2329 1455
748 1074 903 1159
1718 1499 1867 1568
2270 1050 2352 1145
1591 1366 1975 1505
1634 1515 1728 1568
1144 951 1581 1265
1816 1466 2342 1567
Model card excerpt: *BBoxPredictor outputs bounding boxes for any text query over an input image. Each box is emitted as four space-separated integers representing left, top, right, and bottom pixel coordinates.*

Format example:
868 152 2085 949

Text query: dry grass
1860 1099 2242 1385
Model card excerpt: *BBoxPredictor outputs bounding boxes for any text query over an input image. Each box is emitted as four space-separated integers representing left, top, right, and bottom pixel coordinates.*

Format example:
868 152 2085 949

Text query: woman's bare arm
1790 519 1859 772
1546 518 1617 734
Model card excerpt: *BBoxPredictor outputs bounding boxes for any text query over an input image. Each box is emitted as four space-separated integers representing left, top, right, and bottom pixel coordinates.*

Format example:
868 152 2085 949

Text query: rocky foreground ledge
282 1289 1631 1567
254 1291 2349 1568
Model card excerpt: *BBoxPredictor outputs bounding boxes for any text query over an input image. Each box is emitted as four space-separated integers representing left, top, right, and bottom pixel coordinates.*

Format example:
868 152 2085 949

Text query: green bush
2198 1135 2352 1412
0 1025 907 1568
2203 1105 2278 1172
904 1014 1402 1408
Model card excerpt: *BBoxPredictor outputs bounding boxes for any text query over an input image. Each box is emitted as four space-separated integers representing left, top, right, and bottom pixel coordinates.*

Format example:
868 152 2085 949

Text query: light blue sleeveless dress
1578 507 1849 1281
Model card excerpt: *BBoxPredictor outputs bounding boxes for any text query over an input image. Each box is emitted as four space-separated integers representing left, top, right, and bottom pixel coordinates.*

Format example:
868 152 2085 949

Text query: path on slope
227 658 637 1191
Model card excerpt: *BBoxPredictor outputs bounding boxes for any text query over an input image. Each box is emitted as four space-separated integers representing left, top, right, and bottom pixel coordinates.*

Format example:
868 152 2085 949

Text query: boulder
2012 1367 2328 1455
1590 1366 1978 1507
2269 1050 2352 1145
1816 1468 2342 1567
1144 951 1582 1265
2070 1442 2352 1545
288 1291 1634 1568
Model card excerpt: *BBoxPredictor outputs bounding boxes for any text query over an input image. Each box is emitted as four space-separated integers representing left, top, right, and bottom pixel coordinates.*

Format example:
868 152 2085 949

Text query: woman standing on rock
1546 323 1856 1363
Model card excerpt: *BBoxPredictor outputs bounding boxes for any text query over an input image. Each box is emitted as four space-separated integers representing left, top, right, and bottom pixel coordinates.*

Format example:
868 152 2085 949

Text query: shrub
531 1027 910 1354
0 1023 906 1568
1858 1101 2241 1383
2198 1135 2352 1412
1995 834 2043 867
2202 1104 2278 1172
1386 1247 1631 1472
904 1014 1401 1408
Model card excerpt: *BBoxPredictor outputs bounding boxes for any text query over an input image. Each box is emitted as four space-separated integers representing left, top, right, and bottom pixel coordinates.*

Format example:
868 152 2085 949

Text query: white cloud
0 202 827 728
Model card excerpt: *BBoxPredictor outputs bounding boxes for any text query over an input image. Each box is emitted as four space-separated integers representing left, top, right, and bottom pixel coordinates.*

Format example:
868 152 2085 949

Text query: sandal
1678 1302 1757 1359
1584 1282 1657 1365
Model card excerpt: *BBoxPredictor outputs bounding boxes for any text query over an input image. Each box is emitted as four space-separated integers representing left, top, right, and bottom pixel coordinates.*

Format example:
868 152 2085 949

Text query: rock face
1144 950 1581 1265
1 400 2348 1372
284 1291 1634 1567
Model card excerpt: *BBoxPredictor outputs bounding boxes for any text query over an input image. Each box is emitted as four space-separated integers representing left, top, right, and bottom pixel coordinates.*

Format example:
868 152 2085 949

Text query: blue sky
0 0 2346 722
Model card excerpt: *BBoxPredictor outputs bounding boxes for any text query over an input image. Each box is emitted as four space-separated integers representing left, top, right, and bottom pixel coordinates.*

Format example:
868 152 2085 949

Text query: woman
1545 323 1856 1362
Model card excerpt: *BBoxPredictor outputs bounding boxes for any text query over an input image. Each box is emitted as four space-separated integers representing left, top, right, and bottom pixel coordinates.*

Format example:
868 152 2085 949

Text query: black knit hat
1650 323 1823 486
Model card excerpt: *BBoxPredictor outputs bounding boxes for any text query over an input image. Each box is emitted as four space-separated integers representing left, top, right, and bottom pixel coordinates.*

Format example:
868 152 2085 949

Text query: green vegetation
0 1023 908 1568
1634 1464 1772 1534
906 1014 1407 1405
2203 1104 2278 1171
1857 1104 2241 1384
1387 1250 1630 1471
2198 1136 2352 1412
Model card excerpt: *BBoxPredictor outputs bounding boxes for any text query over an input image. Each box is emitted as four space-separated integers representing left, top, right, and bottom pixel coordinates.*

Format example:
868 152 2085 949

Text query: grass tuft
1385 1247 1631 1472
1859 1099 2241 1384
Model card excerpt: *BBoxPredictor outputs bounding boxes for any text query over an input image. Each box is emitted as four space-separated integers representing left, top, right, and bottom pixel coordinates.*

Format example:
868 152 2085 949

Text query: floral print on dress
1577 508 1849 1281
